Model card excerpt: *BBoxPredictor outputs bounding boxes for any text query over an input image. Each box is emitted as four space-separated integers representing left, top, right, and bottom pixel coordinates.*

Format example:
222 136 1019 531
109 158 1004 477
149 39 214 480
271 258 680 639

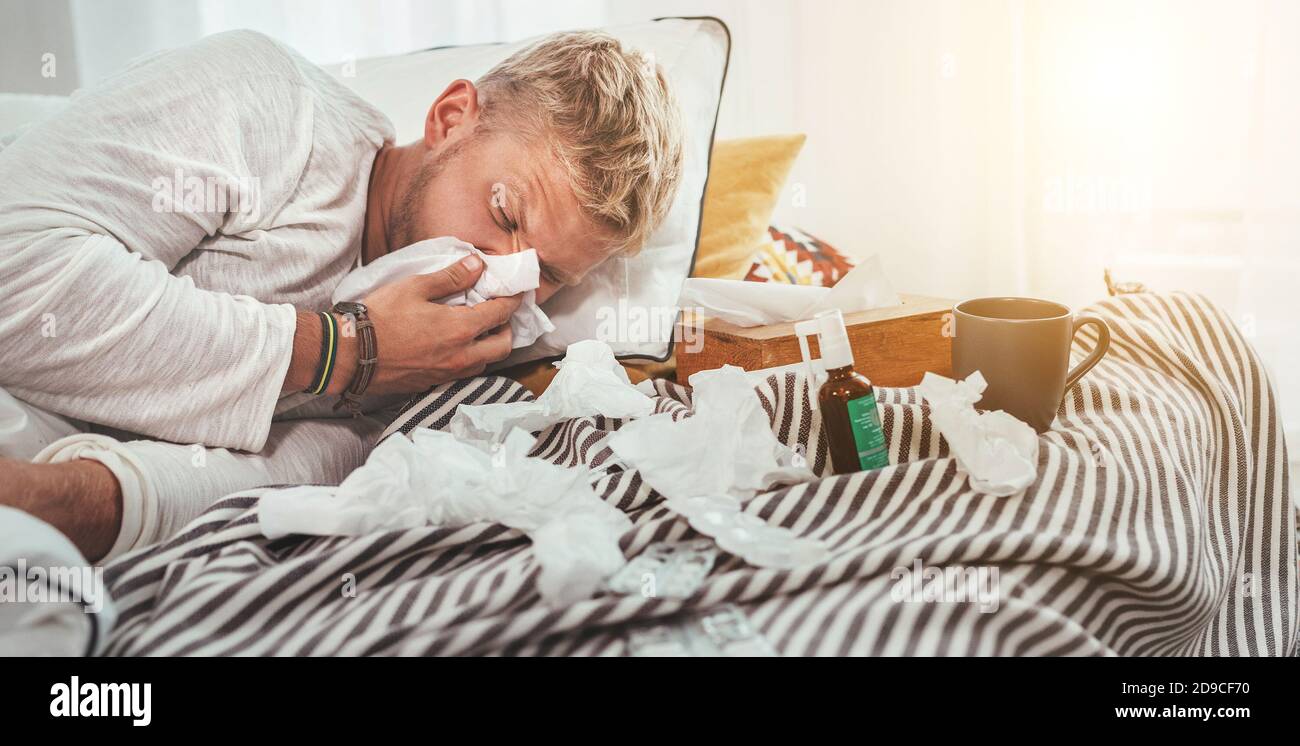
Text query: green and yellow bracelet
306 311 338 396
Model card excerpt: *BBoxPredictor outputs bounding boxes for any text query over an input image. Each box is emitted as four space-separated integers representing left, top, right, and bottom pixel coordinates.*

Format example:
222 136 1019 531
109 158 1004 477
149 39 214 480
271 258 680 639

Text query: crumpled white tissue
259 427 631 606
450 339 654 442
607 365 827 568
916 371 1039 497
677 256 900 327
332 236 555 348
609 365 812 499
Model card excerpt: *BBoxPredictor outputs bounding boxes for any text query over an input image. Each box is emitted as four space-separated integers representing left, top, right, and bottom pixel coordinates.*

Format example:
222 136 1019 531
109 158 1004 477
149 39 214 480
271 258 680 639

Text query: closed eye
490 204 518 234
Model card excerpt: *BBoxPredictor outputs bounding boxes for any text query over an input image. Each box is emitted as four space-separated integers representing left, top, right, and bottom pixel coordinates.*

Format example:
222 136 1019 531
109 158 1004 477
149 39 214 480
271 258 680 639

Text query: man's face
389 132 618 304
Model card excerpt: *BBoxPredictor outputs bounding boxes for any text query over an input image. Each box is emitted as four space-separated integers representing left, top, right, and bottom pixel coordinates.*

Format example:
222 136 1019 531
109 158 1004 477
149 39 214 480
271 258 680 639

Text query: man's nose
475 232 522 256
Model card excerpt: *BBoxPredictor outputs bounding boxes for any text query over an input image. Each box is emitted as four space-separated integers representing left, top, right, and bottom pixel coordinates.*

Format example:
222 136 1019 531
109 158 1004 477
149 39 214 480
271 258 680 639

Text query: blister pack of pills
605 539 717 599
624 604 777 657
666 495 828 569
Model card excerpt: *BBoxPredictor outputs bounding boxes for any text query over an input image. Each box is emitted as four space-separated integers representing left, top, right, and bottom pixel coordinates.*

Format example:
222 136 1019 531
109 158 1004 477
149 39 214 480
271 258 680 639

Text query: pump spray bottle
794 309 890 475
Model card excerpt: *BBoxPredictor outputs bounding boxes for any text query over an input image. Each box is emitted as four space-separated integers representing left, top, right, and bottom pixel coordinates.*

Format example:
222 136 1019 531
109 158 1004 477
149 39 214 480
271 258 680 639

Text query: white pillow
324 17 730 363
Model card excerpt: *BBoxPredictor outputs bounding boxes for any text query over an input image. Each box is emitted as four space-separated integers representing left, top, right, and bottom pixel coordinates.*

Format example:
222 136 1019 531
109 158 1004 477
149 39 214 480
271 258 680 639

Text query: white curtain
66 0 614 79
48 0 1300 474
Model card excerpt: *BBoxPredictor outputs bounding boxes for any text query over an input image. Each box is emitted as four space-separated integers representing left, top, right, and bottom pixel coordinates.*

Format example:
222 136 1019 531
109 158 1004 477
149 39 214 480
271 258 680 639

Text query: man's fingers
445 325 512 382
406 254 485 300
468 324 514 366
462 294 523 335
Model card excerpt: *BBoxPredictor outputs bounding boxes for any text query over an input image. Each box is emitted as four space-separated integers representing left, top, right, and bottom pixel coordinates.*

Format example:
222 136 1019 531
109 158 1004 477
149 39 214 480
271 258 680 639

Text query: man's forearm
0 458 121 562
283 310 359 396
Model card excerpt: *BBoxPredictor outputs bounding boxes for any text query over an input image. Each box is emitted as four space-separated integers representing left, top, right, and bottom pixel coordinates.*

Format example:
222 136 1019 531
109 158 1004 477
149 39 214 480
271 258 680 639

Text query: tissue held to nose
332 236 555 348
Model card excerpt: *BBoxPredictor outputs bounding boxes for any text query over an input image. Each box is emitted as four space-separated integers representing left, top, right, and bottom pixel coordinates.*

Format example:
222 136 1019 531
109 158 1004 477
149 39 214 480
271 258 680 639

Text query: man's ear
423 79 481 149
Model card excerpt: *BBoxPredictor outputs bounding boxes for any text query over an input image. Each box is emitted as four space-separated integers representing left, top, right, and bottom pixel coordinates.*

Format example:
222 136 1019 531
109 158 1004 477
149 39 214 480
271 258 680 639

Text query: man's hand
360 254 522 393
285 255 522 396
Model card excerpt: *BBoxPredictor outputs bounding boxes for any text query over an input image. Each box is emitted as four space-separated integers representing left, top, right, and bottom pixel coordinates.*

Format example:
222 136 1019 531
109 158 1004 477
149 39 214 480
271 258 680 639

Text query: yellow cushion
691 134 807 280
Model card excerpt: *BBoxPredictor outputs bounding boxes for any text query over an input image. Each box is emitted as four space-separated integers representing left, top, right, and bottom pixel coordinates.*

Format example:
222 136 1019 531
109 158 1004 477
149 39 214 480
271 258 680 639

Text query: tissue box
674 294 953 386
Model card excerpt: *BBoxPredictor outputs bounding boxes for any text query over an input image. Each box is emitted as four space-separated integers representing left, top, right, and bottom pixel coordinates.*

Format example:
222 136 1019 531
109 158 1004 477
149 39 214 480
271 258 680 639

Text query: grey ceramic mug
952 297 1110 433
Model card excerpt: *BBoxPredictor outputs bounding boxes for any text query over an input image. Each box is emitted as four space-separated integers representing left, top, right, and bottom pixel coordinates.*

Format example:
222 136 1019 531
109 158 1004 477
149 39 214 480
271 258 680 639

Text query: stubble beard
387 139 466 251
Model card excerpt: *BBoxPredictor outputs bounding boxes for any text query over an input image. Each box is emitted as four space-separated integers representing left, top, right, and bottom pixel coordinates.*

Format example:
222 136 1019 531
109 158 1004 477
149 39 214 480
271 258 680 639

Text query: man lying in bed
0 30 683 562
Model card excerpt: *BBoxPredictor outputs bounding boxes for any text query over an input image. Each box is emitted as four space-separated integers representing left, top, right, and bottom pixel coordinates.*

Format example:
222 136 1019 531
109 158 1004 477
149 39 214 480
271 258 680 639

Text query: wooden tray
674 293 954 386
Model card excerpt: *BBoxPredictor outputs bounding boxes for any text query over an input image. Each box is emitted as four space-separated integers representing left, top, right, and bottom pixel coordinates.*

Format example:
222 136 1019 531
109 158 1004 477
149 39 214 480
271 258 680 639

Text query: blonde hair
476 31 684 255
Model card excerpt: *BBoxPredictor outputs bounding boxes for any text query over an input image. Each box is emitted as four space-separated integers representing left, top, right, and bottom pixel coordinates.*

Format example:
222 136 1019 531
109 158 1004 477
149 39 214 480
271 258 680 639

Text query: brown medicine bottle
794 310 890 475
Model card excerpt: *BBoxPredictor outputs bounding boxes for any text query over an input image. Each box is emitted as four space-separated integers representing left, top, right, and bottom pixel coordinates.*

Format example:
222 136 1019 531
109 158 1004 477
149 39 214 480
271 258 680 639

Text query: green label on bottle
845 393 889 470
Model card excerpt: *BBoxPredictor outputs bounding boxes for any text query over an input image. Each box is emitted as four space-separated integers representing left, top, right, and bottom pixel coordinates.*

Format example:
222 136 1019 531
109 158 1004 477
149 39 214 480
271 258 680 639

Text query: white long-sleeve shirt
0 29 394 451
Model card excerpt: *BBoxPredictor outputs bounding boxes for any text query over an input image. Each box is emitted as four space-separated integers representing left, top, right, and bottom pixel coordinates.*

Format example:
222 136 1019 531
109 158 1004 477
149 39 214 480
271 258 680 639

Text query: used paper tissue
332 236 555 348
676 255 900 327
260 346 829 598
450 339 653 442
607 365 828 568
259 427 631 606
916 371 1039 496
609 365 812 499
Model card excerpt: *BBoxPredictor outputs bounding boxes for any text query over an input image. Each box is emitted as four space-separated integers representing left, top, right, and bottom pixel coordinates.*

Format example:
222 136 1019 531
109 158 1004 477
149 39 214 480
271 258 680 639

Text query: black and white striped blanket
101 293 1296 655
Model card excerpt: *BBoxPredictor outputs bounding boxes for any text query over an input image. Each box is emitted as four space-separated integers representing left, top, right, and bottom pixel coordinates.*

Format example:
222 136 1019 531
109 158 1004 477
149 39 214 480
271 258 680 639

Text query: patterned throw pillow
742 225 857 287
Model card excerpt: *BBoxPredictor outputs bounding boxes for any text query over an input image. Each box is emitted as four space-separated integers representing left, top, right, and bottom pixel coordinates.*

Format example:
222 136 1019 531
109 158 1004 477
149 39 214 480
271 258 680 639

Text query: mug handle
1063 315 1111 392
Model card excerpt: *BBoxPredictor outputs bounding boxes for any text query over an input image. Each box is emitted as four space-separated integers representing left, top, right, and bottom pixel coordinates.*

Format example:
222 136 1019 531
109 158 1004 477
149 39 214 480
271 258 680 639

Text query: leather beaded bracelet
330 301 378 417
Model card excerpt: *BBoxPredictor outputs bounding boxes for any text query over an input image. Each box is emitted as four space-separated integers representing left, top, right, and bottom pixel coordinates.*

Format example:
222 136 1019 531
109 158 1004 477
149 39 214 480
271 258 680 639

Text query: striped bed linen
100 292 1296 656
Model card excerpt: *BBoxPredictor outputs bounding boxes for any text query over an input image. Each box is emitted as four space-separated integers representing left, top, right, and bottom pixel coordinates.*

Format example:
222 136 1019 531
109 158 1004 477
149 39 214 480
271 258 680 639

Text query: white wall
0 0 80 94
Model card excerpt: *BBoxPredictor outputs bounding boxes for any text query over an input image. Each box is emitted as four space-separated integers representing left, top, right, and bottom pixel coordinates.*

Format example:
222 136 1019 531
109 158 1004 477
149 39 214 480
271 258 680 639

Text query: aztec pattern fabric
100 293 1295 656
742 225 857 286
